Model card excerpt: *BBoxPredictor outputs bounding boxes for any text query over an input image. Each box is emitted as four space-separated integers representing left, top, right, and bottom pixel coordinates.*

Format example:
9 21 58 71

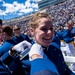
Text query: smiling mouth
43 37 52 40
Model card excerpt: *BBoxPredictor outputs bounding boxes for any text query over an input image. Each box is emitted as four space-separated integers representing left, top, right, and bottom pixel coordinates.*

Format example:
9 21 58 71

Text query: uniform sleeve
0 42 13 57
30 58 59 75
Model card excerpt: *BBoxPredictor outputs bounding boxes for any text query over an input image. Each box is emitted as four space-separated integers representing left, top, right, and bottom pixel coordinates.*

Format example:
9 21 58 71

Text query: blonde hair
67 20 74 26
29 12 52 29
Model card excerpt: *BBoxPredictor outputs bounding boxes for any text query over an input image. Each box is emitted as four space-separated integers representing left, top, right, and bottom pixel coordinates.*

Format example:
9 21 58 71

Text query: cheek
35 30 44 37
34 32 39 39
34 31 42 41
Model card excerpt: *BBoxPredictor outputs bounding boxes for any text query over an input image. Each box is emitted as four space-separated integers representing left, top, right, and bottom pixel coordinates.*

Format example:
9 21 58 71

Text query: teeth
44 38 50 40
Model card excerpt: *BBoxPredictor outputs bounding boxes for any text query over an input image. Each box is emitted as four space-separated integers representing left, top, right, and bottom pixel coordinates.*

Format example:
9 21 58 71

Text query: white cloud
0 9 6 15
25 0 32 8
13 1 26 11
18 13 23 16
0 0 39 19
31 2 38 8
20 7 33 13
3 3 16 13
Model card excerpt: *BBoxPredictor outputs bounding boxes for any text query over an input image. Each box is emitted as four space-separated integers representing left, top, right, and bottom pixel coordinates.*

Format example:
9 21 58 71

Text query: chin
42 43 50 47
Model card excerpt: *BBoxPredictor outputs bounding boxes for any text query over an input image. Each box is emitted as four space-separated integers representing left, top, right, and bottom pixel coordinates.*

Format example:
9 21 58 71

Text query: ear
29 28 35 36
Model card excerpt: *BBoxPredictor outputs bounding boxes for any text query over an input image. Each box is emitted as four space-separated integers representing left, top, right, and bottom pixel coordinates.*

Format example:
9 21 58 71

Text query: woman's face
30 18 54 47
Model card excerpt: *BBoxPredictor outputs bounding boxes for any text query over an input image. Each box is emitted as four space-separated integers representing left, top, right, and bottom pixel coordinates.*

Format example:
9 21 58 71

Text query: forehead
37 18 53 27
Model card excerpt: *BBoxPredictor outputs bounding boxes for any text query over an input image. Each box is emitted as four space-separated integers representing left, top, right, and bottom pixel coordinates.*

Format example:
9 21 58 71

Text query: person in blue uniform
62 21 75 55
63 20 75 43
0 25 17 57
0 25 21 74
13 25 33 44
0 19 12 75
28 12 75 75
62 20 75 71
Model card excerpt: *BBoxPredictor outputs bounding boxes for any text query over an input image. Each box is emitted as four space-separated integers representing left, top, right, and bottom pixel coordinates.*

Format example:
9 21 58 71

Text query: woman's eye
41 28 48 31
41 28 53 31
49 28 53 31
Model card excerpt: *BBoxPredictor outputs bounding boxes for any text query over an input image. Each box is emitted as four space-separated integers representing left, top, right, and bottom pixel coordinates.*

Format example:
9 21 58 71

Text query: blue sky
0 0 41 20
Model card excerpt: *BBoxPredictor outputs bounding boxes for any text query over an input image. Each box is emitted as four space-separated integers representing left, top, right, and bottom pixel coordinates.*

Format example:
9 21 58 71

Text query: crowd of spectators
46 0 75 26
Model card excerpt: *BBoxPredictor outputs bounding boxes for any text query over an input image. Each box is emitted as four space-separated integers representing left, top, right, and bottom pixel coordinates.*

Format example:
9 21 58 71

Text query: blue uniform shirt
0 39 17 57
13 34 33 44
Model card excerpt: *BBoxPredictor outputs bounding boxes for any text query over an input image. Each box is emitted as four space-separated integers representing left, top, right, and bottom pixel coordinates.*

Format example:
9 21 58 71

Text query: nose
47 29 52 35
